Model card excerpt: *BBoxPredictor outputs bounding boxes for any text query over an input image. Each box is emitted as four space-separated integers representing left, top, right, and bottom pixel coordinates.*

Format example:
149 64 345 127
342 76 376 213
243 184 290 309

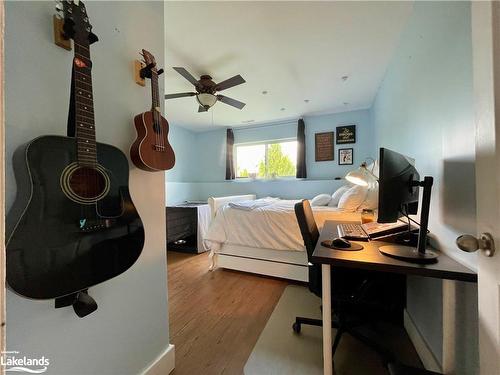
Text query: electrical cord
399 205 430 234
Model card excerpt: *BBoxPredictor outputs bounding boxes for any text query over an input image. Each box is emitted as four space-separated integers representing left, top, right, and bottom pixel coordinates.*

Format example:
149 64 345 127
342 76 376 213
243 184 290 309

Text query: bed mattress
204 199 361 253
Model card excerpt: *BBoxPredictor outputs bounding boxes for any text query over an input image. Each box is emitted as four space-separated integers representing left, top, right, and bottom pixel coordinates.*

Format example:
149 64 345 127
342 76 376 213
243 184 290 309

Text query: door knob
456 233 495 257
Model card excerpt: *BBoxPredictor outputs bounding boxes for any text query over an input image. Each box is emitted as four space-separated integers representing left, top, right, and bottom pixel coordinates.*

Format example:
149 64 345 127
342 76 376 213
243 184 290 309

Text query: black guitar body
6 135 144 300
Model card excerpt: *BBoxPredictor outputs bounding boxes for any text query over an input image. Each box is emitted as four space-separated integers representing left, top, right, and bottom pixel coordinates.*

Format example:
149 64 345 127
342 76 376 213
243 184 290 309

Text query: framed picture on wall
336 125 356 144
315 132 335 161
338 148 353 165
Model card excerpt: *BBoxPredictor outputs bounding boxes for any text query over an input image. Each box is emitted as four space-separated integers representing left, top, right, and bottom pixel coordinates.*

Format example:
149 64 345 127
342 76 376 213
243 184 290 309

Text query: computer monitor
378 148 419 223
377 148 438 263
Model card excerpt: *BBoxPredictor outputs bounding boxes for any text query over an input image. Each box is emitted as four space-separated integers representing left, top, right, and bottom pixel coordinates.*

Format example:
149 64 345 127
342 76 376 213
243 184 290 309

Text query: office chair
293 199 405 360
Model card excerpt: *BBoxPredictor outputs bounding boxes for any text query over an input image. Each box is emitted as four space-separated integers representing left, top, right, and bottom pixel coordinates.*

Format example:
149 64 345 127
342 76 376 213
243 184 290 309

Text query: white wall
5 2 170 374
371 2 478 373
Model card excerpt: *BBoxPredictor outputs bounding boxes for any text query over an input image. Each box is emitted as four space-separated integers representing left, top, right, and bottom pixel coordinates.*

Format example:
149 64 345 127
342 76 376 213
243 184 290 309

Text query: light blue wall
167 124 198 182
166 110 374 204
371 1 478 373
305 111 374 179
166 125 201 204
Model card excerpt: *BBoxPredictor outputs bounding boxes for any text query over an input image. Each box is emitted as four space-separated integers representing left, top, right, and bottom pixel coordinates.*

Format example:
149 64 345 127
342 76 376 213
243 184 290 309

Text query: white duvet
203 199 360 253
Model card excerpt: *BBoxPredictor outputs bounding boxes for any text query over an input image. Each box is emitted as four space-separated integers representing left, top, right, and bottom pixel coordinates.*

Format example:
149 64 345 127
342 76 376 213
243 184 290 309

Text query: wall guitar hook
139 63 155 79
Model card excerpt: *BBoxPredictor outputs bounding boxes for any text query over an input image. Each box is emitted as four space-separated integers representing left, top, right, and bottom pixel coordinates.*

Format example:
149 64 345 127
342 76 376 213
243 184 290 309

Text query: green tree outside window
258 143 295 177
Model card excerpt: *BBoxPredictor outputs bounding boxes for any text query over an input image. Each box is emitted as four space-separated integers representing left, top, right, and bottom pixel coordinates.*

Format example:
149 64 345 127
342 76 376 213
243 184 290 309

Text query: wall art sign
338 148 354 165
315 132 335 162
336 125 356 144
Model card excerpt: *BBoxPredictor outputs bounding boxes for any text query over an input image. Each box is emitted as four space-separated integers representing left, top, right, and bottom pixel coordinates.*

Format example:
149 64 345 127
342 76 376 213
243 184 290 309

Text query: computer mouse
331 237 352 249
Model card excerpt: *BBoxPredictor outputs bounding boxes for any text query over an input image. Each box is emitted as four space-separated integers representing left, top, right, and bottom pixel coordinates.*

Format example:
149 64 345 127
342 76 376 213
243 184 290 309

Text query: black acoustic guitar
6 0 144 302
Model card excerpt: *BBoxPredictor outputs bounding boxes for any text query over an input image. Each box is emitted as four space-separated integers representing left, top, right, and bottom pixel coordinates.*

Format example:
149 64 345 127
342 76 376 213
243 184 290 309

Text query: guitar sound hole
69 167 107 199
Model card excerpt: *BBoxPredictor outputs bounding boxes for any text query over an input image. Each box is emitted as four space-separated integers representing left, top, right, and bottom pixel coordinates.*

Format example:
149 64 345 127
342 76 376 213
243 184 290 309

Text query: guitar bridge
79 218 113 232
152 145 166 152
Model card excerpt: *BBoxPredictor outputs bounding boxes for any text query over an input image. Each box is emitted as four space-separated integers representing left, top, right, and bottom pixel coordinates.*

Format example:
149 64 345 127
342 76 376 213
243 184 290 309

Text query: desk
311 221 477 375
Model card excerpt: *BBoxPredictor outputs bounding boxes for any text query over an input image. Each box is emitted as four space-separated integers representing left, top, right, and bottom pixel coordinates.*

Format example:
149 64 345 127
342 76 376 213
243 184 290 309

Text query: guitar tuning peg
55 3 63 11
157 69 164 75
88 32 98 45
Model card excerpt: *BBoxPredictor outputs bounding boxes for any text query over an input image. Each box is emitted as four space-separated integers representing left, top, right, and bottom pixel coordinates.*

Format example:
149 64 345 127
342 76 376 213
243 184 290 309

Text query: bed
204 195 361 281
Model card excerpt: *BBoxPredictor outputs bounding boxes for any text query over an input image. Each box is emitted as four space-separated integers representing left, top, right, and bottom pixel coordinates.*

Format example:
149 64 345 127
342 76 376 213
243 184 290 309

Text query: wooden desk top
311 221 477 283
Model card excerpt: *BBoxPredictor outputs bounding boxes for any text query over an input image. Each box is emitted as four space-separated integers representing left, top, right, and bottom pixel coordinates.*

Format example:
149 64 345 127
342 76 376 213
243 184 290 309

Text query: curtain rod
231 117 302 132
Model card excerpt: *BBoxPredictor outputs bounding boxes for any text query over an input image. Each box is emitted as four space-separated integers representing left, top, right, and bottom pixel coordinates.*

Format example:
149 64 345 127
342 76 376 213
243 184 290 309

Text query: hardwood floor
167 251 420 375
167 251 288 375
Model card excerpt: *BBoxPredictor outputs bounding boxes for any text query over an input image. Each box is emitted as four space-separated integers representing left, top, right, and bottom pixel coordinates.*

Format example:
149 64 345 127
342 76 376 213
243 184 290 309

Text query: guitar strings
74 40 98 225
153 70 164 151
151 69 161 150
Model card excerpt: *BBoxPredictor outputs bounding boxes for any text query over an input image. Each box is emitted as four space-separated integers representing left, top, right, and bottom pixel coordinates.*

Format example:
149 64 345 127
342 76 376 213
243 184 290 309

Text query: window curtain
296 118 307 178
225 128 236 180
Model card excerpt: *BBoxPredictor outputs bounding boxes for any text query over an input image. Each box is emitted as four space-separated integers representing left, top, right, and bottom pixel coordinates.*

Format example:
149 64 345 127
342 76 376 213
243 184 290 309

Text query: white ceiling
164 1 413 132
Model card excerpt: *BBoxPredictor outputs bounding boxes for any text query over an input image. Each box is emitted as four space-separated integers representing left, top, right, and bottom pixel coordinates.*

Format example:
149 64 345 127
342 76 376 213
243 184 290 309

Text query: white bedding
204 199 360 255
228 197 280 211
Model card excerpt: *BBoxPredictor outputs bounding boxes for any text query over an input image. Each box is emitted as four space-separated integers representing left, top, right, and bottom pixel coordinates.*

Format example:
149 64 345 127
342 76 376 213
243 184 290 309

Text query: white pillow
328 185 350 207
338 185 368 211
359 186 379 210
311 194 332 206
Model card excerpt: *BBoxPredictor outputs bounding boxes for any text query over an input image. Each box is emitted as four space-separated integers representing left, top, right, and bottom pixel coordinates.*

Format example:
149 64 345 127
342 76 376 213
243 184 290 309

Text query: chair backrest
294 199 319 262
294 199 322 295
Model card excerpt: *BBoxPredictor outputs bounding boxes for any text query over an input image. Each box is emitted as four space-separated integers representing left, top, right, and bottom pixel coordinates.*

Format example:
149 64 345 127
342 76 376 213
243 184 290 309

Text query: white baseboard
403 310 442 373
142 344 175 375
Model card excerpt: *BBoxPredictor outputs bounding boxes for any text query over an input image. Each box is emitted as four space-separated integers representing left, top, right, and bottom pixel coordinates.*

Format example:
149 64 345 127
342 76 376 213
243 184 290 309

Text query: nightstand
166 202 211 253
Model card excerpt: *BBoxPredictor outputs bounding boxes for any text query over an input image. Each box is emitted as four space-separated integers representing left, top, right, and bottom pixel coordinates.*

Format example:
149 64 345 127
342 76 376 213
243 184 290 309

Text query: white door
469 2 500 373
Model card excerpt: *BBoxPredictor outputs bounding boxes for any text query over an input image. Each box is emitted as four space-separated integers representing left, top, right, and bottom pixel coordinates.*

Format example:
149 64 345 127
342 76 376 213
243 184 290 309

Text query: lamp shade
345 163 378 187
196 93 218 108
345 168 370 186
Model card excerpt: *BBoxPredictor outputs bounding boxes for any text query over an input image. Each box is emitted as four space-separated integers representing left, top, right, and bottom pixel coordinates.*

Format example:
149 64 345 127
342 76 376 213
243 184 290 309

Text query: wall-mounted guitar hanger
134 59 164 87
134 60 146 86
53 14 71 50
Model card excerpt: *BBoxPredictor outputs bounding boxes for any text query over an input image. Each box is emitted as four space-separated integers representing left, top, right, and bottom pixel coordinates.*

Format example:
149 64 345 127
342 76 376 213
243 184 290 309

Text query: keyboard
337 223 370 241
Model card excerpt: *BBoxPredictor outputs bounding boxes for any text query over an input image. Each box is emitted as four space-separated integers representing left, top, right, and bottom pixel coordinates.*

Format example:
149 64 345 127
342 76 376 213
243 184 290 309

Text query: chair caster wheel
292 322 301 333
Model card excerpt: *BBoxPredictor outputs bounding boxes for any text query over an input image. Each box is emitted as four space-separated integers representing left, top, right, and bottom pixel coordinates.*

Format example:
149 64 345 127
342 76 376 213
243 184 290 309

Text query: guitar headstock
57 0 98 45
140 49 164 79
141 50 157 72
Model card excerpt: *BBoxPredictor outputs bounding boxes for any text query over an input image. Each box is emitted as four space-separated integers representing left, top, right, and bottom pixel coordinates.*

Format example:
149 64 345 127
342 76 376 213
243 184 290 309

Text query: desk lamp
345 158 378 187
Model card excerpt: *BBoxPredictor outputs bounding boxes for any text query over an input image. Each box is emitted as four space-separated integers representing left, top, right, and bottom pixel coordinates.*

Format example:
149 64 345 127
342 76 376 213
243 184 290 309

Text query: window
236 140 298 178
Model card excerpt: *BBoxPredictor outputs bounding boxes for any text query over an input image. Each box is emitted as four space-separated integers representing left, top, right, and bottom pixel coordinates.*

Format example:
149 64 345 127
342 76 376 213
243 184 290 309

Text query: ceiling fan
165 67 246 112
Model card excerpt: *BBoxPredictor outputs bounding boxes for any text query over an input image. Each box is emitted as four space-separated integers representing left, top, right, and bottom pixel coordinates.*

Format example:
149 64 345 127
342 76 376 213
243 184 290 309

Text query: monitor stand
379 176 439 264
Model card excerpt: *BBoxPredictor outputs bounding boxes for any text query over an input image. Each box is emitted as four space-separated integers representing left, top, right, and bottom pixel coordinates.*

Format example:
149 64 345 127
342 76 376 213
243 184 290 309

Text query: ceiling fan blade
214 75 245 91
164 92 197 99
173 67 199 86
198 105 208 112
217 95 246 110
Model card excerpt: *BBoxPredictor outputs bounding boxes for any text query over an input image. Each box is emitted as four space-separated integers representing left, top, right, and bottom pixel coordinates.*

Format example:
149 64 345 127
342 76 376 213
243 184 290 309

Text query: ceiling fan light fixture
196 93 218 108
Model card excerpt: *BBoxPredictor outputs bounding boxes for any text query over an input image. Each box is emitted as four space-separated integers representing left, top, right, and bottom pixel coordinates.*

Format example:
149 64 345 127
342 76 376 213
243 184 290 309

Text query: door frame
0 0 5 370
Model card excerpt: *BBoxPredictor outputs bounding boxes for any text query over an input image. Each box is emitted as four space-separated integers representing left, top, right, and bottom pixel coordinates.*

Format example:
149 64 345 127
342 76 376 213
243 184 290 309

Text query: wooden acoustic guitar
6 0 144 303
130 50 175 171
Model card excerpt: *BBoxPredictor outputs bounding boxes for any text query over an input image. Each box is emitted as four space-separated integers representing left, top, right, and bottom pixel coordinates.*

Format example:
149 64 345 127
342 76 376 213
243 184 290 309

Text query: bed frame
213 244 309 282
